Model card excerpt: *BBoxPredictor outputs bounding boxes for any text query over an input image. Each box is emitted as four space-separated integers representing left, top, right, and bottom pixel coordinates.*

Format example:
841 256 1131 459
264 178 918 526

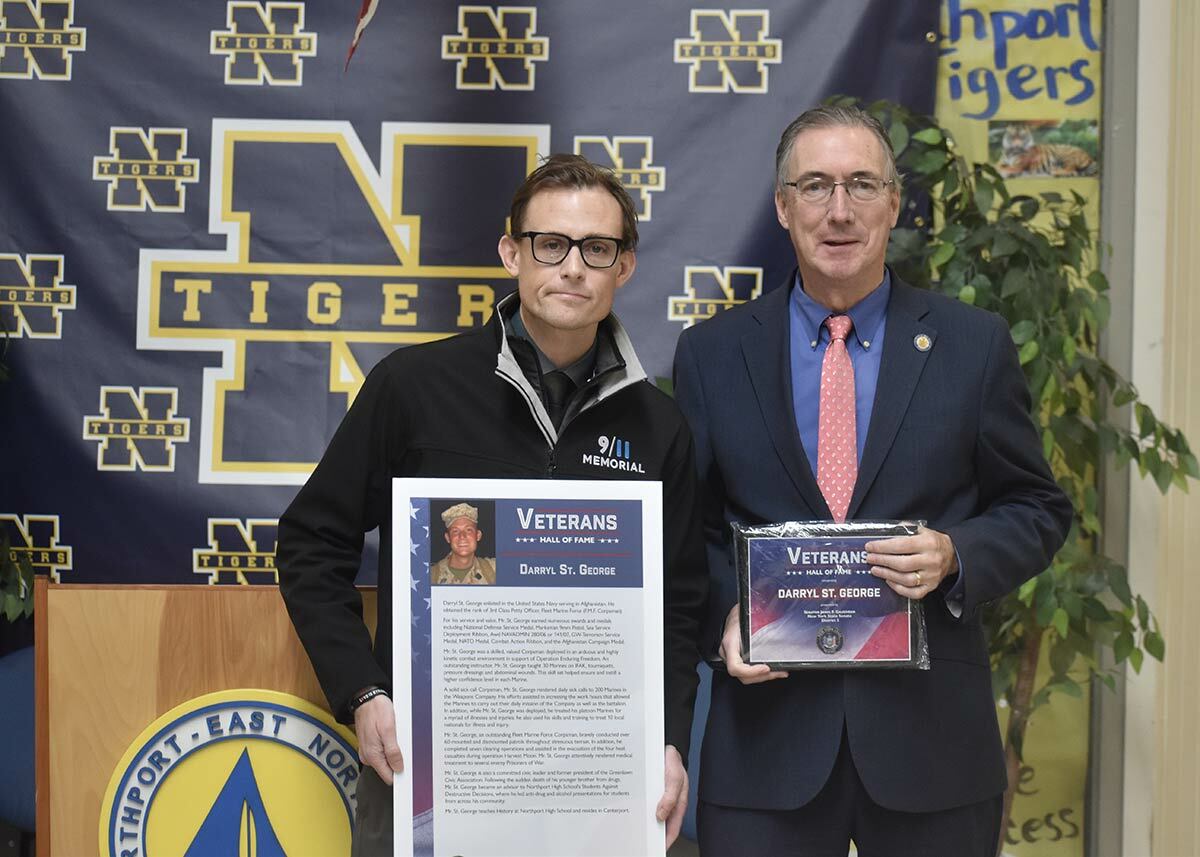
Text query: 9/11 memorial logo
582 433 645 474
0 253 76 338
193 518 279 584
100 690 357 857
0 0 86 80
137 119 546 485
441 5 548 90
673 9 781 93
1 514 72 582
82 386 191 472
92 127 201 213
211 1 317 86
668 265 763 327
573 136 665 222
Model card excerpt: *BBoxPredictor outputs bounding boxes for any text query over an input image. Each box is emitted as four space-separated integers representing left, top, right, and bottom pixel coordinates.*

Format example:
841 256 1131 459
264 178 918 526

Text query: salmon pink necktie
817 315 856 522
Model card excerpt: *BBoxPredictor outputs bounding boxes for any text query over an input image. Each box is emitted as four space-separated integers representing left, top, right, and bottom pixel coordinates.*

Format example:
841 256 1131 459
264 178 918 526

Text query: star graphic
410 577 418 591
410 541 418 556
409 503 418 519
424 597 431 611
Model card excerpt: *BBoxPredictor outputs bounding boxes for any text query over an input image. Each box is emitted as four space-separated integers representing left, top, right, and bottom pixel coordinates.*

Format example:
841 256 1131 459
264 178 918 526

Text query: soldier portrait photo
431 501 496 586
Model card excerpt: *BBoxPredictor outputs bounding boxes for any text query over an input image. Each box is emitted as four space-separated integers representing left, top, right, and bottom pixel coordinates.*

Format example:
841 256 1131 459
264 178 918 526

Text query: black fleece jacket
278 298 708 757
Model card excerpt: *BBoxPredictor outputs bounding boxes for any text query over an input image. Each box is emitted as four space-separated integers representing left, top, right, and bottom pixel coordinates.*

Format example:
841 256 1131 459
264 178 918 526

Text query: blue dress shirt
789 269 890 473
788 269 964 610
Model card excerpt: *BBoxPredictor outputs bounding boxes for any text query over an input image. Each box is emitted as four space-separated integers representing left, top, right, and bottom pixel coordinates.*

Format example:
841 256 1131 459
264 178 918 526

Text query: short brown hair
775 104 901 193
508 153 639 250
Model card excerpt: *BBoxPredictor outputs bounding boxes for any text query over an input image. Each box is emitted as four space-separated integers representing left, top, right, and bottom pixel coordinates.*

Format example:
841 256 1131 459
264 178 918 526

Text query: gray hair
775 104 901 193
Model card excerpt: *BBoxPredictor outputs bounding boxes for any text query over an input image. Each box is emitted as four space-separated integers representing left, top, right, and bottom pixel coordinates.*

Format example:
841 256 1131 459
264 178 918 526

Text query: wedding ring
914 571 923 587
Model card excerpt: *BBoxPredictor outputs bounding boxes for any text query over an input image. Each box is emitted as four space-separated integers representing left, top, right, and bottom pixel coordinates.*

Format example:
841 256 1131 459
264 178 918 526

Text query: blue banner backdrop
0 1 937 586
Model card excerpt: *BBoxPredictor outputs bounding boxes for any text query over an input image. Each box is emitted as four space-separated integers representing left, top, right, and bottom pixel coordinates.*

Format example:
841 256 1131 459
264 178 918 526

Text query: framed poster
734 520 929 669
393 478 665 857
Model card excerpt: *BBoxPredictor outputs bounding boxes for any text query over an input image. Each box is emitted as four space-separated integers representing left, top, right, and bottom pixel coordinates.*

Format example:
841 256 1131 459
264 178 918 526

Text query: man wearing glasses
279 154 706 855
672 106 1070 855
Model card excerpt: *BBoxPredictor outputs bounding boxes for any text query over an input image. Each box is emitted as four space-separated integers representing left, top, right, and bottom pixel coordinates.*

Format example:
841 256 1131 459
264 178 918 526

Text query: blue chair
0 646 35 832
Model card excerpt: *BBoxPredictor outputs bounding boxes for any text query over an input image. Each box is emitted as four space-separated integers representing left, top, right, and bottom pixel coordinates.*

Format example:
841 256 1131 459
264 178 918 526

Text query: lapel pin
913 334 932 352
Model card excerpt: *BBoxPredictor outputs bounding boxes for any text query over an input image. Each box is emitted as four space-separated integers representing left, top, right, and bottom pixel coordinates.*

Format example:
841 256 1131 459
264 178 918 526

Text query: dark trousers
352 766 394 857
698 730 1002 857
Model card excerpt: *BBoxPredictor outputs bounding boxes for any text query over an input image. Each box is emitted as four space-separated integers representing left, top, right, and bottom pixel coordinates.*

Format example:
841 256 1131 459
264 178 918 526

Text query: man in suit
672 105 1072 856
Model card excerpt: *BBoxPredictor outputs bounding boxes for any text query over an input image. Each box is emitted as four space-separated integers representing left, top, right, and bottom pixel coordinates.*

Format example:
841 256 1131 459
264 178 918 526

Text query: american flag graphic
408 498 435 853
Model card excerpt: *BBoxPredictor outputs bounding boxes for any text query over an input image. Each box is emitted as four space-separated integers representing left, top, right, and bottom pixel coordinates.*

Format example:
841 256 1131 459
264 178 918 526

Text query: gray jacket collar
492 291 647 445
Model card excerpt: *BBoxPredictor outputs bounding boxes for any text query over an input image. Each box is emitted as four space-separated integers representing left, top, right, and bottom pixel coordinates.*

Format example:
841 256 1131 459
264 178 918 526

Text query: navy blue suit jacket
672 273 1072 813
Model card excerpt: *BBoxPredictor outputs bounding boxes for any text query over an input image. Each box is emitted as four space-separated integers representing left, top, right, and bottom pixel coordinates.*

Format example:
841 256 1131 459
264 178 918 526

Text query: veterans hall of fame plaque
733 520 930 670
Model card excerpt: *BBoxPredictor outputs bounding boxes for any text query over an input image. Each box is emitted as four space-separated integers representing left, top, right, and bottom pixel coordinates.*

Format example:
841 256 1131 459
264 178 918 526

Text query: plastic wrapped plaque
733 520 930 670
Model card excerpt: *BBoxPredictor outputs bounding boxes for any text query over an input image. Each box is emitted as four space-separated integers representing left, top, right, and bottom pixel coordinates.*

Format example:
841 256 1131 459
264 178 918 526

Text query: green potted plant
0 325 34 628
844 96 1197 848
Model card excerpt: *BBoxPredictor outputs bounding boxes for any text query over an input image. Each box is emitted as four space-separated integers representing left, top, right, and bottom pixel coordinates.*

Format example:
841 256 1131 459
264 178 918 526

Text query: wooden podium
35 579 376 856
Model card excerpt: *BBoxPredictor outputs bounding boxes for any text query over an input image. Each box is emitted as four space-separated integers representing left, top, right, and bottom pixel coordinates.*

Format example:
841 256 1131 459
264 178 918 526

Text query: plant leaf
1109 567 1133 608
913 127 944 145
930 241 955 270
1001 268 1030 297
1052 608 1069 639
1082 596 1111 621
915 151 948 174
1145 631 1166 660
1018 577 1038 606
1053 678 1083 698
1010 320 1037 344
992 232 1019 257
1113 630 1134 663
1113 386 1137 407
974 184 994 214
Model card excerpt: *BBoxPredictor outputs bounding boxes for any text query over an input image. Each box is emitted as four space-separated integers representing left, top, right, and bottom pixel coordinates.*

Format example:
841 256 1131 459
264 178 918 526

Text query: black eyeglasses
782 175 895 204
515 231 623 269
